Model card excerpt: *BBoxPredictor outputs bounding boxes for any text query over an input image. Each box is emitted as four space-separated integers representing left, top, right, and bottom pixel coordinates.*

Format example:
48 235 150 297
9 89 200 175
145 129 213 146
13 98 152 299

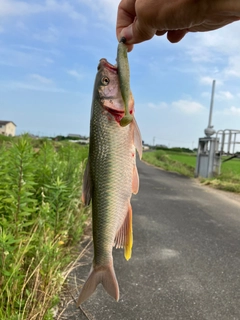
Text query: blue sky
1 0 240 149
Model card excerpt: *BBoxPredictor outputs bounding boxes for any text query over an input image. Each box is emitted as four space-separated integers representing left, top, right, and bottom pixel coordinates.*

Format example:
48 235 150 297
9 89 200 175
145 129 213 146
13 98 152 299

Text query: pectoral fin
81 158 92 206
132 164 139 195
114 202 133 261
133 118 142 159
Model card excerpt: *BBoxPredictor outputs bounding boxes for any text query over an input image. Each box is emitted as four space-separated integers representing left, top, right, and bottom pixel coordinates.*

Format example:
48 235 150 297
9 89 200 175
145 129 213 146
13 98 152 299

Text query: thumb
120 18 156 45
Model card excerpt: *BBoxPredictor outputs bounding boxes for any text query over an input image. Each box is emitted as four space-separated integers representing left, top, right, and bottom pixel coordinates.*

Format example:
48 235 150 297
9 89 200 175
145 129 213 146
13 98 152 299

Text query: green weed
143 150 195 177
142 150 240 193
0 136 89 319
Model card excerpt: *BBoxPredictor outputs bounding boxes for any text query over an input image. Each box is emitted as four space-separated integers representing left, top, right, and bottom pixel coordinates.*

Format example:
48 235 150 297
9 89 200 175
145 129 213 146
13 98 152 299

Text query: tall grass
0 135 89 320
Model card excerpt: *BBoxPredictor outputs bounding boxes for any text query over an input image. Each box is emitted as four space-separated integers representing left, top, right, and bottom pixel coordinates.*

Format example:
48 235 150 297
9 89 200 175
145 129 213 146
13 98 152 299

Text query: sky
1 0 240 149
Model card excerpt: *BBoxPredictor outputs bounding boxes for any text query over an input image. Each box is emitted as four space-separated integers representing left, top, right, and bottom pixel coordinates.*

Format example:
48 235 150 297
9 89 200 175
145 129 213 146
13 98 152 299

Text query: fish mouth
105 106 124 120
98 58 118 73
103 106 133 124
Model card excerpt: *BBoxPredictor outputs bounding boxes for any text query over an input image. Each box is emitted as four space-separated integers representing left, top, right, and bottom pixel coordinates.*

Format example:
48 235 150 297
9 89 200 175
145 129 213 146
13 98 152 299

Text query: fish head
94 58 134 124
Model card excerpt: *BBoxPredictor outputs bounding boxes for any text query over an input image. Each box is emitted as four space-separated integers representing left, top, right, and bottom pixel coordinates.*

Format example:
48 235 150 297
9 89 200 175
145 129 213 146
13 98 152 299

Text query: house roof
0 120 17 127
67 134 82 138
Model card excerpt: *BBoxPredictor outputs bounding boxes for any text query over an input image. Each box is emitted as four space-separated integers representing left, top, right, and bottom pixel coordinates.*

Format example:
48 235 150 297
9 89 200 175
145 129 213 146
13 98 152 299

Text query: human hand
116 0 240 51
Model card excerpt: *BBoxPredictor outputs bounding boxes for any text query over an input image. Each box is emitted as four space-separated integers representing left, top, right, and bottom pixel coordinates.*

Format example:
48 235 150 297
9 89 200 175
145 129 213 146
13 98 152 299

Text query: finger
167 29 188 43
155 30 167 36
116 0 136 41
120 17 156 45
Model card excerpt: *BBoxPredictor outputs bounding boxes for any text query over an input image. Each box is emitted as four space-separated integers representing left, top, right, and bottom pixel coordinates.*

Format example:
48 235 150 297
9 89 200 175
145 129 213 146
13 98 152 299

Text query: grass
0 135 89 320
142 150 195 177
142 149 240 193
201 157 240 193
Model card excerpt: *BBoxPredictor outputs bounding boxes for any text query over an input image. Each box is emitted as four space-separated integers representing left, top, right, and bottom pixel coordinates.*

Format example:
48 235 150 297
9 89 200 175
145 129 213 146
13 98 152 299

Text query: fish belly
90 100 134 266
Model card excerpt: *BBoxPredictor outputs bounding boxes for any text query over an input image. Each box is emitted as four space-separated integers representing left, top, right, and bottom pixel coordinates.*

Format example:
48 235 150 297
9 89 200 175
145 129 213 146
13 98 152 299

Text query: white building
0 121 17 136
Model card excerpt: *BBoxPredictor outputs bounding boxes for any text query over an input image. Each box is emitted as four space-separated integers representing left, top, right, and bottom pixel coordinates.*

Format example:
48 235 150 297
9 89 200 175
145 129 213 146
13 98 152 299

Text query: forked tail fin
76 262 119 306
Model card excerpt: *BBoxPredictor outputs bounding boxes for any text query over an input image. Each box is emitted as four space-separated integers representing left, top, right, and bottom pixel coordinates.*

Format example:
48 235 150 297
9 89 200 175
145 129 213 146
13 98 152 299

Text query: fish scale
90 103 133 266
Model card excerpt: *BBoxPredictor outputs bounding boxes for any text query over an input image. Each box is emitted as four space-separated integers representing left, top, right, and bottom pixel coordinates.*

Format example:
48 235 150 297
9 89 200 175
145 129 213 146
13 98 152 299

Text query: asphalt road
58 159 240 320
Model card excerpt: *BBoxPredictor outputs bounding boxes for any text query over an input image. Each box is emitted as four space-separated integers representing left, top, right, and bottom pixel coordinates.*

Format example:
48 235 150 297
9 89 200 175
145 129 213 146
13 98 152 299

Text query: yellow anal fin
114 202 133 261
124 203 133 261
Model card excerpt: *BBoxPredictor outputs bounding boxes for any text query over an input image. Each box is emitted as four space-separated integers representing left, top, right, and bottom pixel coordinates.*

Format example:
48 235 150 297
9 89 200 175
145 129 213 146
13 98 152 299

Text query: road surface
58 160 240 320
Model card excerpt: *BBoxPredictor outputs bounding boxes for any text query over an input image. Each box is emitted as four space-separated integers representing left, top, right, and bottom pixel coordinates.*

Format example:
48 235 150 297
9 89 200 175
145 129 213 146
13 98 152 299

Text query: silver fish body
77 58 142 305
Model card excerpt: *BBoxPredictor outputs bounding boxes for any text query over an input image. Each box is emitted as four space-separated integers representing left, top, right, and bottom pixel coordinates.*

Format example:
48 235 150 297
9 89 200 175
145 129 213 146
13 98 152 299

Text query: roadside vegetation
142 148 240 193
142 149 195 177
0 135 89 320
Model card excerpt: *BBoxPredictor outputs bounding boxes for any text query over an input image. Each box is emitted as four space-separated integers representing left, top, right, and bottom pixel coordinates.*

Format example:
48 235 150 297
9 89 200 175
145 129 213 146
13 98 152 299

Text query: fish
77 44 142 306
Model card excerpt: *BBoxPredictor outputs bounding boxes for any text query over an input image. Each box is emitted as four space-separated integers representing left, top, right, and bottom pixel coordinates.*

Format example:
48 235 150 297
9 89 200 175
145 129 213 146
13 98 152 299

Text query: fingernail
120 24 133 42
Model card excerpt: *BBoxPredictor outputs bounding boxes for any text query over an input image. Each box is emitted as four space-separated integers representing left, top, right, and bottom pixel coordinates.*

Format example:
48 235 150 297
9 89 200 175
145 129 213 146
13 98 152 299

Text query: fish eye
101 76 110 86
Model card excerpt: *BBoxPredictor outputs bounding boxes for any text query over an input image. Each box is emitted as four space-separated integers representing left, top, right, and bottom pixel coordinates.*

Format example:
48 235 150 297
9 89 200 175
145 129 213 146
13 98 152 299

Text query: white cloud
199 76 215 86
201 89 234 102
216 91 234 101
197 23 240 56
185 23 240 85
147 102 167 110
44 58 54 64
45 0 84 20
0 45 58 68
78 0 118 25
67 69 83 80
0 0 43 17
34 26 59 43
1 81 66 93
172 99 205 114
185 43 213 63
0 46 34 67
223 55 240 79
0 0 85 21
201 91 210 99
30 74 53 85
199 77 224 90
223 106 240 116
15 45 52 53
186 23 240 60
144 99 206 115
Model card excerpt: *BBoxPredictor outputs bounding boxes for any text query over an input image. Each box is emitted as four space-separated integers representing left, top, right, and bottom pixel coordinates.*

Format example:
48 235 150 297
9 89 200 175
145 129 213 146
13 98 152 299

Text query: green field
0 135 89 320
142 149 240 193
166 152 240 175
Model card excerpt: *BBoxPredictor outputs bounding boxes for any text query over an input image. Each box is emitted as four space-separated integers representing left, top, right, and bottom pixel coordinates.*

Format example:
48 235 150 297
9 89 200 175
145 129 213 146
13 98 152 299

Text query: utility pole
153 136 155 147
195 79 221 178
204 80 216 137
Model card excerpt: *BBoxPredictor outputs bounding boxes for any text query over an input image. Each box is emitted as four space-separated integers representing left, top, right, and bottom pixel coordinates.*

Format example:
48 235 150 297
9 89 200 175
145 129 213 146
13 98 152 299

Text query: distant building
67 134 89 144
67 134 82 139
0 120 16 136
69 139 89 144
143 145 150 151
